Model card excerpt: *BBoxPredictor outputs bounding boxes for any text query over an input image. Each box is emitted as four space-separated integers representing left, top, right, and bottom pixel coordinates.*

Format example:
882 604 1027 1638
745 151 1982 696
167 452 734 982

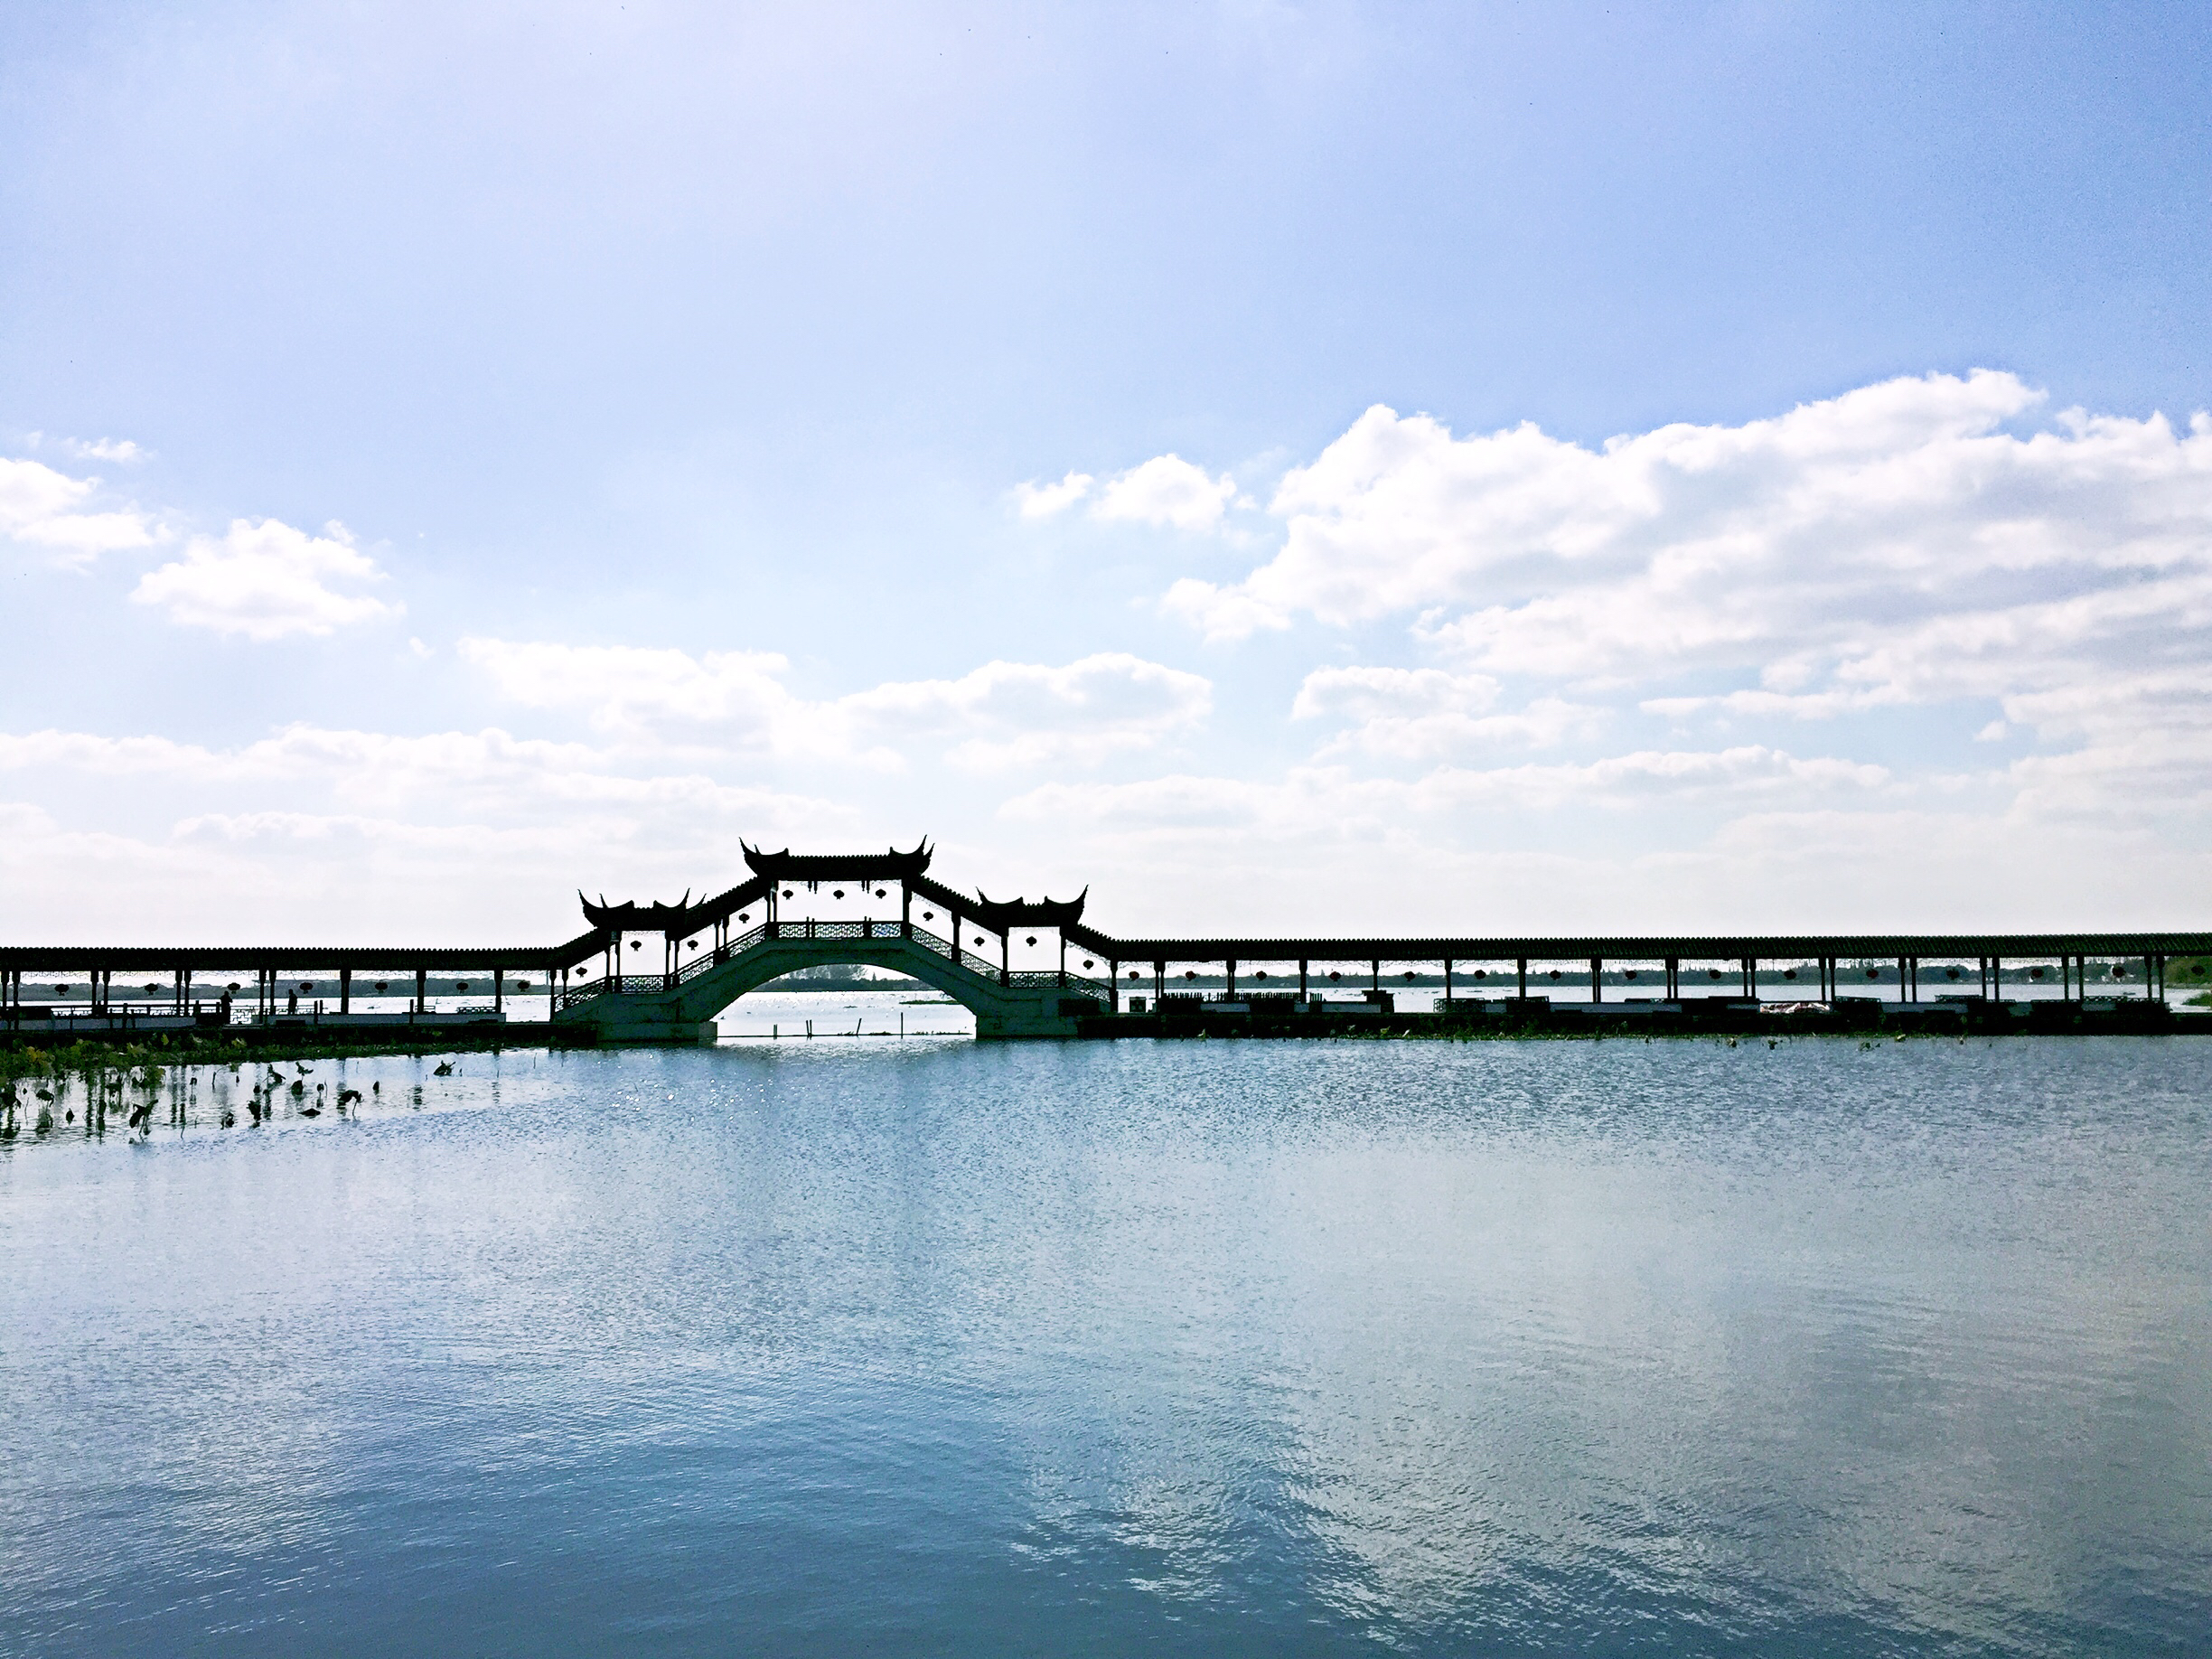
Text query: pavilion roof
741 839 933 885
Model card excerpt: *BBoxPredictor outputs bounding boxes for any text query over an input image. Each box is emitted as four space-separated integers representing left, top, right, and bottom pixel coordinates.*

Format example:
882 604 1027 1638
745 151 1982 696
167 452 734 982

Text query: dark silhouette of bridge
4 839 2207 1042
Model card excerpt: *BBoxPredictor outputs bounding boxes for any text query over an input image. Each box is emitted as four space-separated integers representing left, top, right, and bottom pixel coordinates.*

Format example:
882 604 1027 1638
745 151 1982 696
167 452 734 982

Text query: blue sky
5 1 2211 942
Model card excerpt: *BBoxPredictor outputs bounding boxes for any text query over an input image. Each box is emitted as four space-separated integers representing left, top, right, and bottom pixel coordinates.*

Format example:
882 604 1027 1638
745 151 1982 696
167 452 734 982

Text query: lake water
3 1026 2207 1656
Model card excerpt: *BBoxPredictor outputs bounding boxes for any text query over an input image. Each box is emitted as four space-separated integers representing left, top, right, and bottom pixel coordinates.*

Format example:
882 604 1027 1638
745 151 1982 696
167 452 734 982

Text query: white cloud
1014 470 1093 518
459 640 1212 771
1152 372 2212 838
1091 454 1239 530
1292 665 1606 760
458 639 803 743
59 436 145 463
0 455 158 563
1004 745 1889 837
842 653 1213 771
132 518 399 639
1164 374 2212 681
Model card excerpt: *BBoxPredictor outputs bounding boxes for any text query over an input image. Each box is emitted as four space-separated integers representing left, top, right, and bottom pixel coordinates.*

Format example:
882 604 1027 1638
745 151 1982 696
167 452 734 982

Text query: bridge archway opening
680 934 1042 1036
708 958 979 1040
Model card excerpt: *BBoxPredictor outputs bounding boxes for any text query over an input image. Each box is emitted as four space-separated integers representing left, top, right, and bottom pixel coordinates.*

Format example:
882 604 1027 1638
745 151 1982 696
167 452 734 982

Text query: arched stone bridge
558 916 1109 1042
558 840 1112 1041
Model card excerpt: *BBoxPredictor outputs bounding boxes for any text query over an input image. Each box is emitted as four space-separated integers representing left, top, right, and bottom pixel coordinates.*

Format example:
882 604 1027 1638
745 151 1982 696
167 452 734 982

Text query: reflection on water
2 1036 2207 1656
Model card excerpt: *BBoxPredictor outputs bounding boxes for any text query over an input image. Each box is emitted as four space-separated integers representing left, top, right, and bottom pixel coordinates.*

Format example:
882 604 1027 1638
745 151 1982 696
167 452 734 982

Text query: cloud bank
1017 455 1239 530
0 455 158 563
132 519 400 639
1162 374 2212 709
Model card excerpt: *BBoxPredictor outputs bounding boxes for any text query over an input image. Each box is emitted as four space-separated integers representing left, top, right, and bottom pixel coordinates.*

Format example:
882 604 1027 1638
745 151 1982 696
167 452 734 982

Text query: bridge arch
685 936 995 1024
